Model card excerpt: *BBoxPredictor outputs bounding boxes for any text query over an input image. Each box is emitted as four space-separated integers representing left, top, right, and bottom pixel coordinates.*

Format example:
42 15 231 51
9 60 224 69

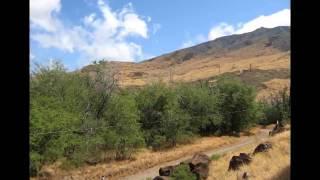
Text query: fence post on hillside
249 64 252 72
218 64 221 74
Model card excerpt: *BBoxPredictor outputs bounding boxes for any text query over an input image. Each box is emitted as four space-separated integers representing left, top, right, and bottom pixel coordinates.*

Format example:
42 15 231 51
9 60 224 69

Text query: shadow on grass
271 165 290 180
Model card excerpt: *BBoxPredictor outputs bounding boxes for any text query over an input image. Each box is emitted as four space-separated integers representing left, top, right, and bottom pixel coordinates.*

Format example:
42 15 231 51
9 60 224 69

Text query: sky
30 0 290 71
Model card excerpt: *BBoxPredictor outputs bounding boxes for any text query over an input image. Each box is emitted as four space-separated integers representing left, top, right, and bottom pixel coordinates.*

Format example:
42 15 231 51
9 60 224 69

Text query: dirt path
121 128 270 180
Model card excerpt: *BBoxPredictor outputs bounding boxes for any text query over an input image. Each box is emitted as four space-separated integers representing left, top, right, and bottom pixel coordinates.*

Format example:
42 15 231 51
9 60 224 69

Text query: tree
176 83 222 135
213 77 259 134
135 83 192 150
260 87 290 125
102 94 145 159
86 64 118 120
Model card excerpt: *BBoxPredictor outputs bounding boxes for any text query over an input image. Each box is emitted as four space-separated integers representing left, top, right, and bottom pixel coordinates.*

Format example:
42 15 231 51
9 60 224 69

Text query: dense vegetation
30 61 290 176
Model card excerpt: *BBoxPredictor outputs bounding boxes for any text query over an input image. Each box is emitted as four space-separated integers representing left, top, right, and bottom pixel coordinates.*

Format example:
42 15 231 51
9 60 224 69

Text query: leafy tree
259 87 290 125
135 83 192 150
103 94 145 159
176 83 222 135
213 77 260 134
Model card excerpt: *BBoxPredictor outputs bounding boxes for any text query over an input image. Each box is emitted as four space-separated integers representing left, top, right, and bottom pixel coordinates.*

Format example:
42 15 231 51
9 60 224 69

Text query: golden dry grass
108 51 290 88
256 78 290 100
208 130 290 180
39 127 265 180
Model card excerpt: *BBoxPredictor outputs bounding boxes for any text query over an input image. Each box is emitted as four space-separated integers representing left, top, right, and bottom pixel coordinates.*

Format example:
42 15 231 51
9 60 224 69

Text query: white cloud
180 9 290 51
208 9 290 40
30 0 150 67
235 9 290 34
30 0 61 32
208 23 235 41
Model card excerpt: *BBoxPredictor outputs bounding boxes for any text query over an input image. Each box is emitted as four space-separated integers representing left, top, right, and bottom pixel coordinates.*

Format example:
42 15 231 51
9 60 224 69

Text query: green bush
176 83 222 135
135 83 192 150
170 164 197 180
213 77 260 134
259 87 290 125
210 154 221 161
30 61 288 176
103 94 145 159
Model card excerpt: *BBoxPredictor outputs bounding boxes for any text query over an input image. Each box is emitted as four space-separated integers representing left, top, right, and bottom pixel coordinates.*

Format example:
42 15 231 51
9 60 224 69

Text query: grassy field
208 130 290 180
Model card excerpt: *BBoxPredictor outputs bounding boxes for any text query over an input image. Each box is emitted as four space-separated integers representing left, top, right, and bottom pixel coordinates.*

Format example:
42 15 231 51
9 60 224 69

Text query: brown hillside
81 26 290 95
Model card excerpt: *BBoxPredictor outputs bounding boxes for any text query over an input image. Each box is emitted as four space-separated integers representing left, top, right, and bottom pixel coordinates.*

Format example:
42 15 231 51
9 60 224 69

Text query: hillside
81 26 290 96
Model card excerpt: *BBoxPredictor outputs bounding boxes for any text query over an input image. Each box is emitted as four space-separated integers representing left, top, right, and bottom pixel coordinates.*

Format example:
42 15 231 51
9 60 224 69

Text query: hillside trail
121 128 271 180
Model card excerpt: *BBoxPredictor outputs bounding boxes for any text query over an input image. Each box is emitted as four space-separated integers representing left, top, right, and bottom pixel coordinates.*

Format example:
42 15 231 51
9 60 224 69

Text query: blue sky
30 0 290 70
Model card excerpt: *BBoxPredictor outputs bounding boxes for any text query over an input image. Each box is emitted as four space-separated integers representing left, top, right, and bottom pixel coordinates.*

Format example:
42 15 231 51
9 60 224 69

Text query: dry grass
256 79 290 100
108 51 290 88
39 127 265 180
208 130 290 180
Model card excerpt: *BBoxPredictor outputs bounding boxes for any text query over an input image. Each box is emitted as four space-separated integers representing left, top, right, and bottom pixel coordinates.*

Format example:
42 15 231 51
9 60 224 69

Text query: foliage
176 83 222 135
30 61 288 176
170 164 197 180
212 77 261 134
103 94 145 159
135 83 192 150
259 87 290 125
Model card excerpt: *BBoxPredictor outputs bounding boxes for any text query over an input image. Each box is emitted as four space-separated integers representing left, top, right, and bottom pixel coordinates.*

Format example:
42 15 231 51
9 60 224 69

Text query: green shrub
135 83 192 150
170 164 197 180
30 152 42 176
213 77 260 134
103 94 145 159
259 87 290 125
210 154 221 161
176 83 222 135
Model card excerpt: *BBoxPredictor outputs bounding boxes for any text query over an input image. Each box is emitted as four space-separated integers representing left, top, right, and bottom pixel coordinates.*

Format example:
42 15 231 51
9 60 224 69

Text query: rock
242 172 249 179
159 165 177 176
239 153 252 164
153 176 170 180
253 142 272 155
269 121 285 136
228 153 252 171
189 153 210 179
85 157 100 165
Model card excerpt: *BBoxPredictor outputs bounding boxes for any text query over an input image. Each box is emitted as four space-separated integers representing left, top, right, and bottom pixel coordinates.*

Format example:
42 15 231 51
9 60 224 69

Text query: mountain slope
145 26 290 63
81 26 290 94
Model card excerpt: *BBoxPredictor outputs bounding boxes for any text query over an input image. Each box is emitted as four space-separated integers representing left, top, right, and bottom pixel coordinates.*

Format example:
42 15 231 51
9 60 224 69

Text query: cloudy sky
30 0 290 70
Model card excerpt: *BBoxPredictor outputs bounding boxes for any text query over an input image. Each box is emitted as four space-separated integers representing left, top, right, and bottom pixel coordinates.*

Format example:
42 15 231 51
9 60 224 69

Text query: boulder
85 157 101 165
253 142 272 155
159 165 177 176
269 121 285 136
228 153 252 171
189 153 210 179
